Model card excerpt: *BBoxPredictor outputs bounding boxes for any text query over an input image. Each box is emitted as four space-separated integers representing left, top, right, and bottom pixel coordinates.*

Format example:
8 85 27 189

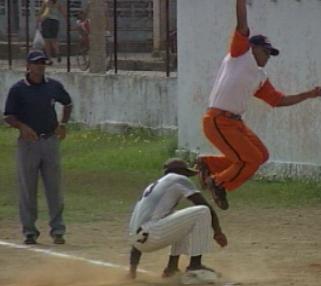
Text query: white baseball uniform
129 173 214 256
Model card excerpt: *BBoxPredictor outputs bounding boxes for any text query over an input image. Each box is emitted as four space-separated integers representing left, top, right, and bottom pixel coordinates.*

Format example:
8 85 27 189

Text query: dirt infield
1 207 321 286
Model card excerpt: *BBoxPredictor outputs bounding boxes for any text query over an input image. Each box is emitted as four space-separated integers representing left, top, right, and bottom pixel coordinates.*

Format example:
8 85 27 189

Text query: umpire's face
27 60 46 77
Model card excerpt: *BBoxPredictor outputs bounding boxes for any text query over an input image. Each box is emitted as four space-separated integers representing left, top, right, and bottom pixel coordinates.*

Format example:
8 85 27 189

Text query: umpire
3 50 72 245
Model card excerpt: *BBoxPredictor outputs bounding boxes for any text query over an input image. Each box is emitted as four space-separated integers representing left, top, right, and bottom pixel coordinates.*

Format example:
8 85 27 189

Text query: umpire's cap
163 158 198 177
27 50 49 63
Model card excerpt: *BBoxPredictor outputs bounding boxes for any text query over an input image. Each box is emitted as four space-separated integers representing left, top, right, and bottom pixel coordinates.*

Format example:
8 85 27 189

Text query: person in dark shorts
3 50 72 245
38 0 66 64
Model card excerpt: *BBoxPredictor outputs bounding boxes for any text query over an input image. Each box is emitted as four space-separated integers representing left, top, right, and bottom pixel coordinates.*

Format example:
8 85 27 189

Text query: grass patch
0 124 320 224
230 180 321 208
0 125 177 222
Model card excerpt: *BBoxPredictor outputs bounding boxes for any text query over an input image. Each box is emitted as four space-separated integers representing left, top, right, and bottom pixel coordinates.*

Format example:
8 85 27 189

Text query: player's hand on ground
214 232 228 247
19 124 38 141
55 124 66 140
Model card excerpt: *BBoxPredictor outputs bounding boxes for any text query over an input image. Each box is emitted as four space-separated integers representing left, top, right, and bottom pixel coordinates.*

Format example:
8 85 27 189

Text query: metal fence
1 0 177 76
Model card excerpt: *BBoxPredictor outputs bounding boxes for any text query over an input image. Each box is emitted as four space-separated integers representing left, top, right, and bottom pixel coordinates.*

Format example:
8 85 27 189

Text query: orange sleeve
254 79 284 107
230 30 250 57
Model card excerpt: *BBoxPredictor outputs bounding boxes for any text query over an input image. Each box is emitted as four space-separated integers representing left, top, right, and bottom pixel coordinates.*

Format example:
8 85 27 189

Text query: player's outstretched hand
307 86 321 98
214 232 228 247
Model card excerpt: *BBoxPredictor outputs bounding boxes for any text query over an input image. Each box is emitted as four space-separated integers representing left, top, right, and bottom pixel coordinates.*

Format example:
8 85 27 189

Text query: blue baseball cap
27 50 49 63
249 34 279 56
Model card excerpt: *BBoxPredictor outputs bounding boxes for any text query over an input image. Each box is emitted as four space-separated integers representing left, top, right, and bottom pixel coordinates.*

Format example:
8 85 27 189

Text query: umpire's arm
187 193 227 247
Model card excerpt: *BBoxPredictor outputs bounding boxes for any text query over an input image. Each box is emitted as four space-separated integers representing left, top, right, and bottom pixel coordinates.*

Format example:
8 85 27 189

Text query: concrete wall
0 71 177 134
177 0 321 179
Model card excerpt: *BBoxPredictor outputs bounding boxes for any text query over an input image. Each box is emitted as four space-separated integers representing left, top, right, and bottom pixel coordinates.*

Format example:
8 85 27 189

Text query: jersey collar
24 73 49 86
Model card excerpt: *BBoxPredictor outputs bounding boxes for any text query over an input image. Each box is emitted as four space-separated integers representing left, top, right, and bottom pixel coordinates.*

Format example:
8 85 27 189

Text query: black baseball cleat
24 234 37 245
53 234 65 244
206 177 229 210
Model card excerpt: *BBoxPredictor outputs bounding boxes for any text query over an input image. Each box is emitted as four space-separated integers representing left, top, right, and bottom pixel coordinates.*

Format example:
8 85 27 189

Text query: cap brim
269 48 279 56
185 167 199 177
263 45 279 56
28 56 50 63
253 42 280 57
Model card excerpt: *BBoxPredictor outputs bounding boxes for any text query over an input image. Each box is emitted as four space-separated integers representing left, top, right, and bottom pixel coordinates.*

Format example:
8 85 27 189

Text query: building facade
0 0 176 52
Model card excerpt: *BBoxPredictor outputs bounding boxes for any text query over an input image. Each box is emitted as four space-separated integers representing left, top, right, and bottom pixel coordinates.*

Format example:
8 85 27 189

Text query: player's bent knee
193 205 211 220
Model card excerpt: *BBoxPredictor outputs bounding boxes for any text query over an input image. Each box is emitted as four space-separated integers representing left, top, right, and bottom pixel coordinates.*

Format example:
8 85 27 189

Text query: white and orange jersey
208 31 284 115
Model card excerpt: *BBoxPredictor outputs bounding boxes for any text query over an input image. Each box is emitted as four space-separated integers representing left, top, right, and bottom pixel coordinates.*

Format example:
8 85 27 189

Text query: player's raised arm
236 0 249 36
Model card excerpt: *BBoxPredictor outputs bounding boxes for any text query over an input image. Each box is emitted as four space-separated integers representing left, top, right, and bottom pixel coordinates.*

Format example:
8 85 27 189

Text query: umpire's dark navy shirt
4 76 72 135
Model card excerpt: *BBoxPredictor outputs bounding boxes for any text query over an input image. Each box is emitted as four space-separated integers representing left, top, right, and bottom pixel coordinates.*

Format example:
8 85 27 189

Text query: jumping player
128 158 227 281
198 0 321 210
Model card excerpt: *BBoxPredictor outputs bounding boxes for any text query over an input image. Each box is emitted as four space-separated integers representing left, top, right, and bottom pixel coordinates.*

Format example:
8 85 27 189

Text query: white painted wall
177 0 321 175
0 71 177 134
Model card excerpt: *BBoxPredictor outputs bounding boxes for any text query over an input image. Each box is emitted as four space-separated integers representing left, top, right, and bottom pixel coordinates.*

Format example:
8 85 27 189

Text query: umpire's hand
19 124 38 141
55 124 67 140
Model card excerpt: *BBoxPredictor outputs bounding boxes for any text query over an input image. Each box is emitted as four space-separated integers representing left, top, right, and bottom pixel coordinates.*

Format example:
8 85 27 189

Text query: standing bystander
75 10 90 51
38 0 67 64
3 50 72 245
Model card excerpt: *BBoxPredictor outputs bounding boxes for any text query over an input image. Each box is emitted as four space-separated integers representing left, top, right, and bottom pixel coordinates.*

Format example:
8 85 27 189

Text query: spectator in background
75 10 90 51
38 0 67 64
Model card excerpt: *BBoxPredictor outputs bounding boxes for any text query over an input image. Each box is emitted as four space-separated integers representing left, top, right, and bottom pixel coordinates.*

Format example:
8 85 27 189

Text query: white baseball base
181 269 218 285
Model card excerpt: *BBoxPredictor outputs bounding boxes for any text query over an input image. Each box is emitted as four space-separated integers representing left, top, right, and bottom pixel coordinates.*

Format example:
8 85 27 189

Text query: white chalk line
0 240 152 274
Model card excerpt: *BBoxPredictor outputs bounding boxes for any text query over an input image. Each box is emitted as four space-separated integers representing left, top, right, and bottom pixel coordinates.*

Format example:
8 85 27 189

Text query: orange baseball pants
202 108 269 191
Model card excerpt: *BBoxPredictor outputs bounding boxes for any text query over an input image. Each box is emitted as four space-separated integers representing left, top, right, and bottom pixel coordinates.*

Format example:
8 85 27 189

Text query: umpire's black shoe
24 235 37 245
206 178 229 210
53 234 65 244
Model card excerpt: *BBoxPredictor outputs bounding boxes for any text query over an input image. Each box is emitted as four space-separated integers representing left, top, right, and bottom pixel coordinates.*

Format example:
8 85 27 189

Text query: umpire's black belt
38 132 55 139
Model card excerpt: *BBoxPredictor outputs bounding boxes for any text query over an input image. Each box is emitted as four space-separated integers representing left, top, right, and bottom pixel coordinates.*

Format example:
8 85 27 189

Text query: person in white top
128 158 227 281
197 0 321 210
37 0 67 64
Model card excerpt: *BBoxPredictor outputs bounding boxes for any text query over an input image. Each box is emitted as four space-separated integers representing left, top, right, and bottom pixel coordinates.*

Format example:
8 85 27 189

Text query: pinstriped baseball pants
16 136 65 238
133 205 213 257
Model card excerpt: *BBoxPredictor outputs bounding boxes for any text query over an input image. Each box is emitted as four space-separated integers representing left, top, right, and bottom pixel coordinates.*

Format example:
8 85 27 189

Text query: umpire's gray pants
17 135 65 238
